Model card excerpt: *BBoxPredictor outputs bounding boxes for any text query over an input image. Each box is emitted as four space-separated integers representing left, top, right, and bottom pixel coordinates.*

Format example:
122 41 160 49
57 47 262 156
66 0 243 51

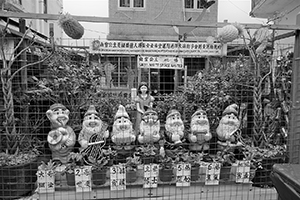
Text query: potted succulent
125 153 141 183
85 147 116 186
136 144 158 164
158 154 174 182
212 149 236 181
64 152 84 186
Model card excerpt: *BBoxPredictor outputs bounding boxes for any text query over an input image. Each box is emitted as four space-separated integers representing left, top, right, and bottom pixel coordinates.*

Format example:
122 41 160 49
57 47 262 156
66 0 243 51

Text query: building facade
90 0 221 95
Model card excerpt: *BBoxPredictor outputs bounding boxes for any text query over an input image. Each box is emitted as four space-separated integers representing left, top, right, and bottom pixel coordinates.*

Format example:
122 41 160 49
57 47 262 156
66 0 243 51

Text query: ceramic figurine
135 82 155 133
216 104 242 150
188 108 212 152
111 105 136 150
164 109 185 145
46 103 76 164
78 105 109 153
138 108 161 144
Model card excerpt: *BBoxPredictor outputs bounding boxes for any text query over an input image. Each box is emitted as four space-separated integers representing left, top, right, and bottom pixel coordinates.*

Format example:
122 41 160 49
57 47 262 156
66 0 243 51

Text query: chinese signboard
176 163 191 187
138 56 184 69
90 40 224 56
74 166 92 193
110 164 126 191
143 164 159 188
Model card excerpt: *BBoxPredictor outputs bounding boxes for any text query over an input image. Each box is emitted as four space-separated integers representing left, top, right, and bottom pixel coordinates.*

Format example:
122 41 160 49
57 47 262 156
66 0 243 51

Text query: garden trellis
1 10 300 200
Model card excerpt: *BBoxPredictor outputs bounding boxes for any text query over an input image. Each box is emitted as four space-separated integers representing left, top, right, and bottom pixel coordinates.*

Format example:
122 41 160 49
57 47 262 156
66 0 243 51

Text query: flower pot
220 166 232 181
126 169 138 183
66 172 75 186
191 165 200 181
0 160 38 200
159 168 174 182
92 168 107 186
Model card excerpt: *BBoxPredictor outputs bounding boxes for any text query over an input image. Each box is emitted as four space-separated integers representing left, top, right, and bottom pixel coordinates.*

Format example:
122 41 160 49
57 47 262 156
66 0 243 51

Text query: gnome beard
165 119 184 144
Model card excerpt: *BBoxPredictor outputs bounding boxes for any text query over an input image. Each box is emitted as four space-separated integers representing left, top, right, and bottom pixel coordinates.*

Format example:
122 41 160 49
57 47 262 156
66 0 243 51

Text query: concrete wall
107 0 218 41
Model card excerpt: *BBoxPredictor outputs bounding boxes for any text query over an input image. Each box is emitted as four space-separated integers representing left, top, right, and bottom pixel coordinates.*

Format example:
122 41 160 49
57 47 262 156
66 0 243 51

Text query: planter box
0 160 38 199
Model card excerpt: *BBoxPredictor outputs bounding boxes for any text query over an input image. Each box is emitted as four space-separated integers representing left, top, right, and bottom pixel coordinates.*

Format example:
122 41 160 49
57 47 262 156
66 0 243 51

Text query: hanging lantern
59 13 84 40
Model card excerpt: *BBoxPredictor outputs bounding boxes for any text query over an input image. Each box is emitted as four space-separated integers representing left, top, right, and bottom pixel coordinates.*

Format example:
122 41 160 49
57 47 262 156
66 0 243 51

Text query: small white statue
111 105 136 150
165 109 185 145
188 108 212 151
138 109 161 144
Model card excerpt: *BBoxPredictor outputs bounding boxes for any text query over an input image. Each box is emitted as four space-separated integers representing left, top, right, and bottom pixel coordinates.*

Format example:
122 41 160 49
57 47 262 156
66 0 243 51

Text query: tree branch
9 51 54 82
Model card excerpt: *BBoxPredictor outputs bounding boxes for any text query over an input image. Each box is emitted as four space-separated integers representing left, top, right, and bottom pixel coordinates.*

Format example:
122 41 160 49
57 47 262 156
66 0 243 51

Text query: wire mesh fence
0 37 294 200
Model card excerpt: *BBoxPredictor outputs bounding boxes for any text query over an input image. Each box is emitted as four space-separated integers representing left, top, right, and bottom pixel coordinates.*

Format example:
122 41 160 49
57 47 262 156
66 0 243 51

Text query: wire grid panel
1 38 295 200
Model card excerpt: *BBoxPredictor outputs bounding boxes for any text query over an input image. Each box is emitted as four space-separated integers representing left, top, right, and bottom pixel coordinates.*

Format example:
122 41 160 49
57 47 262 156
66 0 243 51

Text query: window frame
118 0 146 11
184 0 205 10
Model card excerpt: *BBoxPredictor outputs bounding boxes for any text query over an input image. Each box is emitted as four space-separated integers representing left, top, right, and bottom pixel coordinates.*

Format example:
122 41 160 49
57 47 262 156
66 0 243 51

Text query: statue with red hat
46 103 76 164
78 105 109 158
188 108 212 152
111 105 136 150
216 104 243 150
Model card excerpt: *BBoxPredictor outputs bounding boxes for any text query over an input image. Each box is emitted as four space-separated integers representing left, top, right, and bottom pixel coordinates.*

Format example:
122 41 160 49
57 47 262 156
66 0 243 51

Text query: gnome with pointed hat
46 103 76 164
78 105 109 152
165 109 185 145
138 108 161 144
216 104 242 150
188 108 212 152
111 105 136 150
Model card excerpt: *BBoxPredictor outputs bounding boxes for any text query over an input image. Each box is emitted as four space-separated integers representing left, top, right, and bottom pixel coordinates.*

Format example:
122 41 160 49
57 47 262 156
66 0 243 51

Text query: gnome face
113 116 132 133
142 111 158 125
82 113 102 134
165 113 184 134
217 113 240 140
191 112 210 134
46 105 70 128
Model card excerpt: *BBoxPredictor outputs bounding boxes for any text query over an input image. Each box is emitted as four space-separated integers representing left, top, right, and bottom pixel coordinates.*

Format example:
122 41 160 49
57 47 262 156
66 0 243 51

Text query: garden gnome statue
165 109 185 145
216 104 241 150
111 105 136 150
46 103 76 164
188 108 212 152
78 105 109 152
138 108 161 144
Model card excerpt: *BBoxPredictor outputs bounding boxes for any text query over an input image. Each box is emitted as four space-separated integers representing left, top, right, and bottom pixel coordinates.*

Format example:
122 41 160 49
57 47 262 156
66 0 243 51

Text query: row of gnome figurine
46 103 241 164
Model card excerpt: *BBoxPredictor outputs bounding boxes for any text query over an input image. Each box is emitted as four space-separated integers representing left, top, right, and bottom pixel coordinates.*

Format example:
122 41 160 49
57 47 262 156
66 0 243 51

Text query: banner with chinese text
90 40 225 56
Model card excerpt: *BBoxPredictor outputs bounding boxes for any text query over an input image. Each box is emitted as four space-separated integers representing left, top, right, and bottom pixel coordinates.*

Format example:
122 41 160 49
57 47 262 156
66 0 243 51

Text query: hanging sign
143 164 159 188
74 166 92 193
235 160 250 183
205 162 221 185
110 164 126 191
36 169 55 193
90 40 224 56
138 55 184 69
176 163 191 187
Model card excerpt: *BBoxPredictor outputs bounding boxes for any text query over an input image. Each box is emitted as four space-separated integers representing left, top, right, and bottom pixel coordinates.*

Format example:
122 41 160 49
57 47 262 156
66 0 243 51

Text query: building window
184 0 204 9
44 0 47 14
119 0 145 9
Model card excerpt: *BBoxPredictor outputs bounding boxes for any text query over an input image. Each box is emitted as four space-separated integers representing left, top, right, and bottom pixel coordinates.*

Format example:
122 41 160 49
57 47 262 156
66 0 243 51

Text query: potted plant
136 144 158 164
158 154 174 182
212 149 236 181
125 153 141 183
64 152 84 186
84 147 116 186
